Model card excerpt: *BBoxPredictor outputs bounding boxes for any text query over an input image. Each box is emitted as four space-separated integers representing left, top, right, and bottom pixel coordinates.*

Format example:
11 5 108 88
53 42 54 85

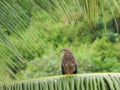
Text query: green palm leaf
1 73 120 90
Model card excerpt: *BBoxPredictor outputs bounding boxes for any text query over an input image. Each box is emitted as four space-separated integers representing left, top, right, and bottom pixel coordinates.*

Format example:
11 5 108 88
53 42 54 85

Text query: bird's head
61 48 75 59
61 48 71 54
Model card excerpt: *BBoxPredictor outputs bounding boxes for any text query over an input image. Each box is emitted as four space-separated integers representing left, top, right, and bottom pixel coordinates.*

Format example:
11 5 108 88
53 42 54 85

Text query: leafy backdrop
0 0 120 86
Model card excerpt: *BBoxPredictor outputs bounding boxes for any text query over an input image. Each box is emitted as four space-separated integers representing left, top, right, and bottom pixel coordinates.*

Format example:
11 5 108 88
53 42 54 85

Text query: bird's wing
61 65 65 74
69 63 77 74
73 64 77 74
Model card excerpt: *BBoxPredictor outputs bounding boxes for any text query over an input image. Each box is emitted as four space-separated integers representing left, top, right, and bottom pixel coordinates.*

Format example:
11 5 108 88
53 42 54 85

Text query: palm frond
1 73 120 90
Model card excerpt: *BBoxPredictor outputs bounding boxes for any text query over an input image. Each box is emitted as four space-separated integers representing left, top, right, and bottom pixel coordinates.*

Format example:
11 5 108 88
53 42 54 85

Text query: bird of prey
61 48 77 75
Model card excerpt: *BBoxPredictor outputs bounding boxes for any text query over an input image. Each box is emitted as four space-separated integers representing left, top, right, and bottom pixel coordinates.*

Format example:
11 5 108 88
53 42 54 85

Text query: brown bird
61 48 77 75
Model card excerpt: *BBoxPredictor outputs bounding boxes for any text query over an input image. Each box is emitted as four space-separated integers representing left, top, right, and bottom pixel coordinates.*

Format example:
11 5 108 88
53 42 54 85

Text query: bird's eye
63 49 66 51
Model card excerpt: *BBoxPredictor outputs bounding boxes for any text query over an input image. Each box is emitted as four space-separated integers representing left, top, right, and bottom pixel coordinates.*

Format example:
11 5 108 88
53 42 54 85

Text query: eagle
61 48 77 75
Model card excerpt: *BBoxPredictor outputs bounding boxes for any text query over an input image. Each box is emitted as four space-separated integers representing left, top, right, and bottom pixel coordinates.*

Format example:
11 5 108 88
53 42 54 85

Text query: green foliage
1 0 120 82
90 37 120 72
0 0 32 35
2 73 120 90
14 35 120 79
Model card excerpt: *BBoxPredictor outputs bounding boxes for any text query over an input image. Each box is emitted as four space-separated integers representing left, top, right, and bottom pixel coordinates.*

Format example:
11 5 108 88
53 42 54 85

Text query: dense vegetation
0 0 120 81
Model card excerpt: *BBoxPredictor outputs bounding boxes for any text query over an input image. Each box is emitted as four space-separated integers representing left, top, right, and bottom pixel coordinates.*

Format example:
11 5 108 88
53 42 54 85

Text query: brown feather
61 48 77 74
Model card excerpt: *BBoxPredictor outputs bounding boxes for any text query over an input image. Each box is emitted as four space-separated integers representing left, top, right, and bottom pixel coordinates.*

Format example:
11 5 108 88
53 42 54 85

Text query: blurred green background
0 0 120 81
